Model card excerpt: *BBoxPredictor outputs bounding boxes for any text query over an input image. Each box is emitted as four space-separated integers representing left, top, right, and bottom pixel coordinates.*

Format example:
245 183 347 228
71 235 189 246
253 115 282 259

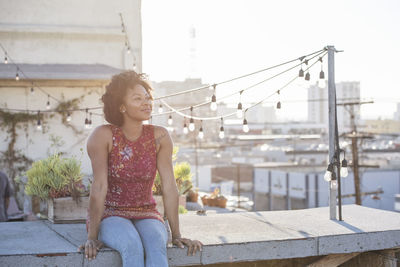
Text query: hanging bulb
158 104 163 114
243 118 249 133
30 87 34 95
210 94 217 111
276 101 281 109
4 54 8 64
66 112 72 122
298 67 304 78
237 102 243 118
219 126 225 139
36 111 42 131
319 70 325 80
305 72 310 81
340 159 348 177
189 118 195 131
46 95 51 110
133 62 137 70
15 72 19 81
198 127 204 139
88 113 93 129
183 123 189 134
167 115 173 126
324 164 333 182
126 46 131 54
330 180 338 190
84 118 89 129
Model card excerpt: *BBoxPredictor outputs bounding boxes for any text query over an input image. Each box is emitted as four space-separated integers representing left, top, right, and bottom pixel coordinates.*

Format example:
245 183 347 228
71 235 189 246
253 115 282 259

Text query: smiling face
120 84 153 124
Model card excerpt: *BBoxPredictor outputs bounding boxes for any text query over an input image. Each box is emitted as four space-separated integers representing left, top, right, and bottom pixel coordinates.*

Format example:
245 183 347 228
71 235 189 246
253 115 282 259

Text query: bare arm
80 125 111 259
155 126 203 256
155 126 181 238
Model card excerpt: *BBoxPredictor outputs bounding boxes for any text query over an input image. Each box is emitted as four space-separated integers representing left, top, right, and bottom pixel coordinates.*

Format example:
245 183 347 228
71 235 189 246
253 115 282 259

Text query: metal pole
328 45 337 220
268 171 272 211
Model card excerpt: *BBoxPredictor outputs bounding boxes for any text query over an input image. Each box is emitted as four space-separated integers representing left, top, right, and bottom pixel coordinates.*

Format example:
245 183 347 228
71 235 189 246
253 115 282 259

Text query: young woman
78 71 203 266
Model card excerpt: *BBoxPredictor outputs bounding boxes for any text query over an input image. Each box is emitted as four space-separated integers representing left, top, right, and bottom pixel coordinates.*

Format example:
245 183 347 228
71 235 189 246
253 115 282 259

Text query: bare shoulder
153 125 172 146
87 125 113 151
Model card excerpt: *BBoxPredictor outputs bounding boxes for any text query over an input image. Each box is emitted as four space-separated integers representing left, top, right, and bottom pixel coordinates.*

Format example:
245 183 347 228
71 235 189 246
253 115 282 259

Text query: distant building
308 81 360 132
394 103 400 121
363 119 400 134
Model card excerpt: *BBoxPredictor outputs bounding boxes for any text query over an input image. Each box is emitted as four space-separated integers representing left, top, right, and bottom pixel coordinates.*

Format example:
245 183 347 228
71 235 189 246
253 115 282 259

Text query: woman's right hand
78 239 104 260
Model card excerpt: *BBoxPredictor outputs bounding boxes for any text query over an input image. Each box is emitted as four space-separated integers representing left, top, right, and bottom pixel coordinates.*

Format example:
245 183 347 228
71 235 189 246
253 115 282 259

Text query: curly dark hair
102 71 153 126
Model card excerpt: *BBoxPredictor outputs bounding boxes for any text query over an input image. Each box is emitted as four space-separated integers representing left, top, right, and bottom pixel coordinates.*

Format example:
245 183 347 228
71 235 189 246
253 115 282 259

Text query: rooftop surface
1 204 400 266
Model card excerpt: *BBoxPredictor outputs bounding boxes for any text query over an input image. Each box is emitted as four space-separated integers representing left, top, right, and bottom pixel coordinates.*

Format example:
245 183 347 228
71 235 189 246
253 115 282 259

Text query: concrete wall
0 0 142 71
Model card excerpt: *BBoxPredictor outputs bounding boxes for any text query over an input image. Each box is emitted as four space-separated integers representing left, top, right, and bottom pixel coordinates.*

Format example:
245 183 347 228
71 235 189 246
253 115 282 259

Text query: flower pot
201 195 209 206
47 196 89 224
187 191 199 203
216 198 227 208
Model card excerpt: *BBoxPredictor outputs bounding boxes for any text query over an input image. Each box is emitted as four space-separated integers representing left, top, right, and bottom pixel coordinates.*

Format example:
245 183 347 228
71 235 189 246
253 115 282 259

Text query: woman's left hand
172 237 203 256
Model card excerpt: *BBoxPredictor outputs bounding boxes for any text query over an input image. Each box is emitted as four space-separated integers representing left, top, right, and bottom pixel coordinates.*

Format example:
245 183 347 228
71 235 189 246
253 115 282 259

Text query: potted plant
152 147 192 216
187 188 199 203
25 153 88 223
201 188 227 208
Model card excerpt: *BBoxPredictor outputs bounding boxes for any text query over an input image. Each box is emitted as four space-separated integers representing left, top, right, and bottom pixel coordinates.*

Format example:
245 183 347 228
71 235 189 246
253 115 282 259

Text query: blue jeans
99 216 168 267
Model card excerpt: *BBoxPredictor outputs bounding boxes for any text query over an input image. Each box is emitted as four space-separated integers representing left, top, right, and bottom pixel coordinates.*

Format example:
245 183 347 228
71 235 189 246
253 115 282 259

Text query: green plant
178 205 188 214
152 147 193 195
25 154 85 201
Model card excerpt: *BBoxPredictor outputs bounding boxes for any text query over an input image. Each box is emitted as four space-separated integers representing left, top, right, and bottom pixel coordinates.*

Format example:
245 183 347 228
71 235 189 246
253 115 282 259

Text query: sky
141 0 400 121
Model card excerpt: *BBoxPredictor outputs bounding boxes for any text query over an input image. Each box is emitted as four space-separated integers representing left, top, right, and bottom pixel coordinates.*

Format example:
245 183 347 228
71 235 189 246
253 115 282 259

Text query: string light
318 57 326 88
84 108 90 129
183 118 189 135
189 106 195 131
298 60 304 77
167 115 173 126
276 90 281 109
219 117 225 139
243 118 249 133
304 59 310 81
340 158 348 177
66 112 72 122
4 53 8 64
46 95 51 110
36 111 42 131
158 104 163 114
88 112 93 129
324 163 333 182
210 84 217 111
198 120 204 139
237 90 243 119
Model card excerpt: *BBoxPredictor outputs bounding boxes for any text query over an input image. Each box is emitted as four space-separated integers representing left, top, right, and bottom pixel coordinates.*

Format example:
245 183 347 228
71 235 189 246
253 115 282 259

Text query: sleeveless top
86 124 163 232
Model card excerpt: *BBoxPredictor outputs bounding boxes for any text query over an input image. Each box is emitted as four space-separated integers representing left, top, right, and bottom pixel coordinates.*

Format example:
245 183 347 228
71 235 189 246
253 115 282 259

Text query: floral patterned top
86 124 163 232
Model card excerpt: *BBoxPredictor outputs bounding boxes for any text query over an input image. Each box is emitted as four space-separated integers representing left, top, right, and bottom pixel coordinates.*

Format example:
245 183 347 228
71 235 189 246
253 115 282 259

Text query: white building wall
0 0 142 71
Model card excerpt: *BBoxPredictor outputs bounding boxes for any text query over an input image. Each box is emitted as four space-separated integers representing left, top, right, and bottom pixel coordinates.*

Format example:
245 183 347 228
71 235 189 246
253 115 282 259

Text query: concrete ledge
1 204 400 266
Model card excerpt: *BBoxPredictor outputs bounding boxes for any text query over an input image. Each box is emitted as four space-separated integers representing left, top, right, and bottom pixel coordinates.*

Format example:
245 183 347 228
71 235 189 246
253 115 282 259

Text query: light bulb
4 56 8 64
330 180 338 190
324 171 332 182
243 119 249 133
305 72 310 81
66 112 72 122
210 102 217 111
198 129 204 139
84 118 89 129
158 105 163 114
15 73 19 81
340 167 348 178
127 47 131 54
183 124 188 134
36 120 42 131
30 87 34 95
340 158 348 177
237 103 243 118
276 101 281 109
219 126 224 139
167 115 173 125
46 101 50 110
189 122 195 131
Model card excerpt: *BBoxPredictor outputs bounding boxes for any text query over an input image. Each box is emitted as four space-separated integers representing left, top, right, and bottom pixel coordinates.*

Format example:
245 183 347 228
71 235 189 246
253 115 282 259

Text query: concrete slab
1 204 400 267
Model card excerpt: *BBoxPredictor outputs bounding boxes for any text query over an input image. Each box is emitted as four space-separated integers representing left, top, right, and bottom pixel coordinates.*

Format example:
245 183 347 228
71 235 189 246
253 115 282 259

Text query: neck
121 119 143 138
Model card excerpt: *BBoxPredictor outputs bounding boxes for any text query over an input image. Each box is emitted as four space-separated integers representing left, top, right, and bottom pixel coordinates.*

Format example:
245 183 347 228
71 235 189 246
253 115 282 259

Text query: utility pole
339 100 376 205
327 45 338 220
